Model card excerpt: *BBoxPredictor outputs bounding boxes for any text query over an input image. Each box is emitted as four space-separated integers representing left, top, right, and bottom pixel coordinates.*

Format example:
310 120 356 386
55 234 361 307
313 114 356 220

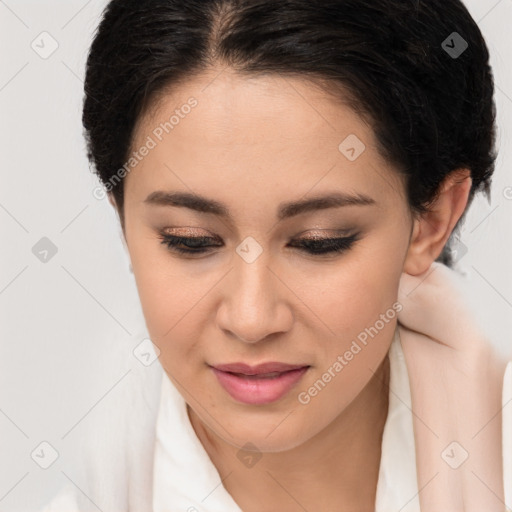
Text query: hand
397 261 488 352
395 261 506 511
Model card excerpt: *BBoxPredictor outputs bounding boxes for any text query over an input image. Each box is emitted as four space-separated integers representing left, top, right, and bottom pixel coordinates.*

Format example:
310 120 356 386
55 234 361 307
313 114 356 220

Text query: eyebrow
143 190 376 222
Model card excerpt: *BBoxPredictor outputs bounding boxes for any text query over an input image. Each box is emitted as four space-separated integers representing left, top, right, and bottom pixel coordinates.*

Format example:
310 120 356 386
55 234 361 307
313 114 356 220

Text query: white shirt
42 326 512 511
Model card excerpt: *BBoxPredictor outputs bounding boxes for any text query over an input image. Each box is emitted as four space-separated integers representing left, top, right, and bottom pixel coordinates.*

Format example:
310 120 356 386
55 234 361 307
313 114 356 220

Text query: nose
216 251 293 344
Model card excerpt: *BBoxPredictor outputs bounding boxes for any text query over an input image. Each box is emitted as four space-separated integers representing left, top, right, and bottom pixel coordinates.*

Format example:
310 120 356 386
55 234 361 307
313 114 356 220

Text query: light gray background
1 0 511 510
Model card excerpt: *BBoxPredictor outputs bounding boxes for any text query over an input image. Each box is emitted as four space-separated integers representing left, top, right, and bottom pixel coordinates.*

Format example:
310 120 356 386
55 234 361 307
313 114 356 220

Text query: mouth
224 371 291 379
209 363 310 405
211 361 308 375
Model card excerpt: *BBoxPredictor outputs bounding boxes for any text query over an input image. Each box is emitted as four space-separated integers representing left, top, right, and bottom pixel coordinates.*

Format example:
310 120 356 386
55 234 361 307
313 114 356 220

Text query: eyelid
161 226 354 240
294 228 355 239
161 226 218 238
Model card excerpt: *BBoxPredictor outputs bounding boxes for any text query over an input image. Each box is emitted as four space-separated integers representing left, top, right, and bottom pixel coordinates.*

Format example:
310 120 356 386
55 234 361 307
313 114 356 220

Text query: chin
211 406 317 453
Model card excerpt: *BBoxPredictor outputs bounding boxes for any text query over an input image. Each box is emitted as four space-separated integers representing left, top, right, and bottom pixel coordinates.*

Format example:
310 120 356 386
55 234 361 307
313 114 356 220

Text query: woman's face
121 69 413 452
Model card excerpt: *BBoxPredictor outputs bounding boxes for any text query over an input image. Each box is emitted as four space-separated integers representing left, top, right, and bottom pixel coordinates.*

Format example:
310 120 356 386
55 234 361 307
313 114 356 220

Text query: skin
112 67 472 511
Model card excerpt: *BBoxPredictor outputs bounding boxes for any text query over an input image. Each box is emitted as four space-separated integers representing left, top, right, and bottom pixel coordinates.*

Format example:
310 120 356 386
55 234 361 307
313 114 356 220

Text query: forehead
126 69 403 208
134 69 372 150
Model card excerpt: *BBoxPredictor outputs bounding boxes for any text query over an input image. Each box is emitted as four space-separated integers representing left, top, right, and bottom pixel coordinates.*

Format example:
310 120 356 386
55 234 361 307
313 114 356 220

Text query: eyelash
157 233 361 257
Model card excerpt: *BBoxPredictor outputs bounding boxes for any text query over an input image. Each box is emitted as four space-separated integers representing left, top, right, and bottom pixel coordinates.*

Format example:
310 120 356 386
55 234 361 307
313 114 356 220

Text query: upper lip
211 362 309 375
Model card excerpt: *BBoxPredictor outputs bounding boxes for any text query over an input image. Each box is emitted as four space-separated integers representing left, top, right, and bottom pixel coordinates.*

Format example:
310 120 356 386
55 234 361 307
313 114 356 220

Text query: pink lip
210 362 310 405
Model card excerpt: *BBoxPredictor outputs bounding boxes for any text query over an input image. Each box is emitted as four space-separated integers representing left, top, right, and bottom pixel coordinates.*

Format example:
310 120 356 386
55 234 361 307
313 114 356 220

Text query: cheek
297 270 399 419
314 272 398 376
128 235 223 381
128 235 198 344
306 238 403 387
311 253 402 337
133 266 206 378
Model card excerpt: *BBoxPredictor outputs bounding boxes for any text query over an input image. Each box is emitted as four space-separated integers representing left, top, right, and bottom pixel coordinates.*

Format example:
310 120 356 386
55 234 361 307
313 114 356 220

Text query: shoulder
41 365 163 512
503 360 512 506
39 485 79 512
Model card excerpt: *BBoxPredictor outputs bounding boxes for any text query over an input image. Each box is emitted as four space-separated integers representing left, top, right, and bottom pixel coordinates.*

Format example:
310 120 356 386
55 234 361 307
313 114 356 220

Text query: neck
188 352 391 512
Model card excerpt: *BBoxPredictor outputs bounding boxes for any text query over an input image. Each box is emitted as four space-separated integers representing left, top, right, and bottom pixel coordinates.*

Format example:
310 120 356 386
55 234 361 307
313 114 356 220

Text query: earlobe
403 169 472 276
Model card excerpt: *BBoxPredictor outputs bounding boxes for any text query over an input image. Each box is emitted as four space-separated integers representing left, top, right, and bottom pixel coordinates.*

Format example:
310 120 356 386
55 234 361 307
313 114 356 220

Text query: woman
42 0 511 510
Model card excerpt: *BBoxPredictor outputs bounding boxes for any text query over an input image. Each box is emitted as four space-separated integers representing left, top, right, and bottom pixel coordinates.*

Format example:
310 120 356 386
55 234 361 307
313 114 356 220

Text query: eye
158 234 222 255
158 232 361 257
288 233 360 255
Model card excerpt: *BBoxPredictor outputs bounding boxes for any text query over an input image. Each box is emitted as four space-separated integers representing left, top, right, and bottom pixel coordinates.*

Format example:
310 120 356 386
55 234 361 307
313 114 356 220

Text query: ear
404 169 472 276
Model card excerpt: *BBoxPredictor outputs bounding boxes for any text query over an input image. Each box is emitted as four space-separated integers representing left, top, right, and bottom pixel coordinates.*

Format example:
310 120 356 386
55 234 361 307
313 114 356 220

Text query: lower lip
211 366 309 405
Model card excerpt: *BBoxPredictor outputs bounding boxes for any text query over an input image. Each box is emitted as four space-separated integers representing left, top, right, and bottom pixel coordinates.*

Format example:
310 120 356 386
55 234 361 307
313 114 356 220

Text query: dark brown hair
83 0 497 267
